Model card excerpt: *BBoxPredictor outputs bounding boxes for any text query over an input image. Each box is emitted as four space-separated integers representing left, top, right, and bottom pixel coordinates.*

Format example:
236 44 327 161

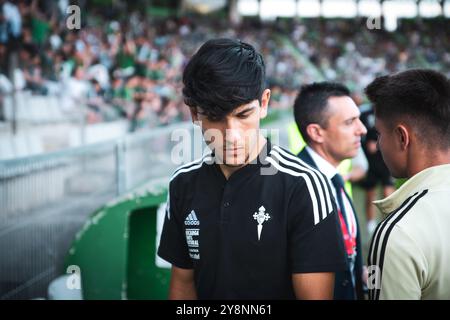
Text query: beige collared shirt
368 164 450 300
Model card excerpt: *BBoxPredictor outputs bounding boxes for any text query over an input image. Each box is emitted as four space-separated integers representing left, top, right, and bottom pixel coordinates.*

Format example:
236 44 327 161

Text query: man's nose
225 128 243 145
357 119 367 136
224 118 243 137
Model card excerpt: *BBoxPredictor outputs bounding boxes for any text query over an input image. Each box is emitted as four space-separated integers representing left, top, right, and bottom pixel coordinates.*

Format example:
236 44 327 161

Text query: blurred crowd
0 0 449 131
0 0 301 130
289 18 450 95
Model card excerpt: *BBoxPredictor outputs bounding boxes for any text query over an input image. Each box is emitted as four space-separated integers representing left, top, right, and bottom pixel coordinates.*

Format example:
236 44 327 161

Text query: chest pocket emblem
253 206 271 241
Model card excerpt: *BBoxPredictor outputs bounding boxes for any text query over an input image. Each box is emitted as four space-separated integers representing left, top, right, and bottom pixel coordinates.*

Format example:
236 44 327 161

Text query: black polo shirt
157 141 347 299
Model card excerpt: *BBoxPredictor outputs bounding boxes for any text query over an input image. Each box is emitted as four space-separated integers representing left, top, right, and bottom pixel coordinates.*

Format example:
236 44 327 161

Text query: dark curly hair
182 38 266 121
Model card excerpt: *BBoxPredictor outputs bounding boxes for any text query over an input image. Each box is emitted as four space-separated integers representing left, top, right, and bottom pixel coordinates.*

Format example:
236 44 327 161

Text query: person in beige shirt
365 68 450 300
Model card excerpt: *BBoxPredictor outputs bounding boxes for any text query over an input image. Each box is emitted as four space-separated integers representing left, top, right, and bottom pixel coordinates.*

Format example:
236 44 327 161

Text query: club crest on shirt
253 206 271 241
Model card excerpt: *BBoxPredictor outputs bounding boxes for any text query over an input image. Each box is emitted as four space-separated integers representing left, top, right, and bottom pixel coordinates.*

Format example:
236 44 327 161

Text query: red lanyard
338 208 356 257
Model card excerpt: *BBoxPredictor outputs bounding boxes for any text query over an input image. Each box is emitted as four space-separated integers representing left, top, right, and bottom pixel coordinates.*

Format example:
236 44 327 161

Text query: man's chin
347 150 359 159
222 157 246 167
224 160 247 167
221 155 248 167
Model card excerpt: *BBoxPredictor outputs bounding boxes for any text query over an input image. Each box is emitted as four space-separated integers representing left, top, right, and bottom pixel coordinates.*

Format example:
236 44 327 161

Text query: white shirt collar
305 146 338 180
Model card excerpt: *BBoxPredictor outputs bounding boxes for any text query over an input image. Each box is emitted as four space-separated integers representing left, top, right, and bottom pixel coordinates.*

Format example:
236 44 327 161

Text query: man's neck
219 135 267 180
308 143 340 168
407 149 450 178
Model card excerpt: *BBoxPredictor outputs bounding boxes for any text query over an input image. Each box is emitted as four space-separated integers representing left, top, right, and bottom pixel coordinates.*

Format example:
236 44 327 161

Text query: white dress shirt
305 146 357 239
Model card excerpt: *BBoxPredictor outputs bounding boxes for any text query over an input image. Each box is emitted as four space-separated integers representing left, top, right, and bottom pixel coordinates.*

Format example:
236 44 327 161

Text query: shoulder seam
170 154 213 182
267 146 334 226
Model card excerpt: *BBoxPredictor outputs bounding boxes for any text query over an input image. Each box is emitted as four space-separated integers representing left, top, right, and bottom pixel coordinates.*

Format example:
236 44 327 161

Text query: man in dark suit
293 82 367 300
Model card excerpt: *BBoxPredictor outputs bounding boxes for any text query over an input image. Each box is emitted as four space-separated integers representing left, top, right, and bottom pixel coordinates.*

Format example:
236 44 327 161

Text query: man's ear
259 89 271 119
396 124 410 151
306 123 324 144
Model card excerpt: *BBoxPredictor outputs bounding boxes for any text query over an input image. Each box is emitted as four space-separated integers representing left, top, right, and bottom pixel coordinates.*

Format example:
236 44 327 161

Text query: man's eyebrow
344 115 359 122
234 106 255 115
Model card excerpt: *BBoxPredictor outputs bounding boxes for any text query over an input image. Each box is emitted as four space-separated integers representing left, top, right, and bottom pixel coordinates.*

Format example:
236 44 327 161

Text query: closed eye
235 108 255 119
237 113 251 119
344 118 355 125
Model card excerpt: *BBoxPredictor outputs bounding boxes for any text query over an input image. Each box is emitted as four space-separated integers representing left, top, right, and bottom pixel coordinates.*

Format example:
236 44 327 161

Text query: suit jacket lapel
297 147 317 169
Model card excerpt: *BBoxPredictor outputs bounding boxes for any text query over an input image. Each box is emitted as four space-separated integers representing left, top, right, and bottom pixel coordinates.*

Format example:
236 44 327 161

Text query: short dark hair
365 69 450 149
182 38 266 121
293 82 350 143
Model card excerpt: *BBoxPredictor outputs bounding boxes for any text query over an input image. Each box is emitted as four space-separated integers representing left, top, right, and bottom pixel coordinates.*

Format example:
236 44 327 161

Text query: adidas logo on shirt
185 210 200 226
